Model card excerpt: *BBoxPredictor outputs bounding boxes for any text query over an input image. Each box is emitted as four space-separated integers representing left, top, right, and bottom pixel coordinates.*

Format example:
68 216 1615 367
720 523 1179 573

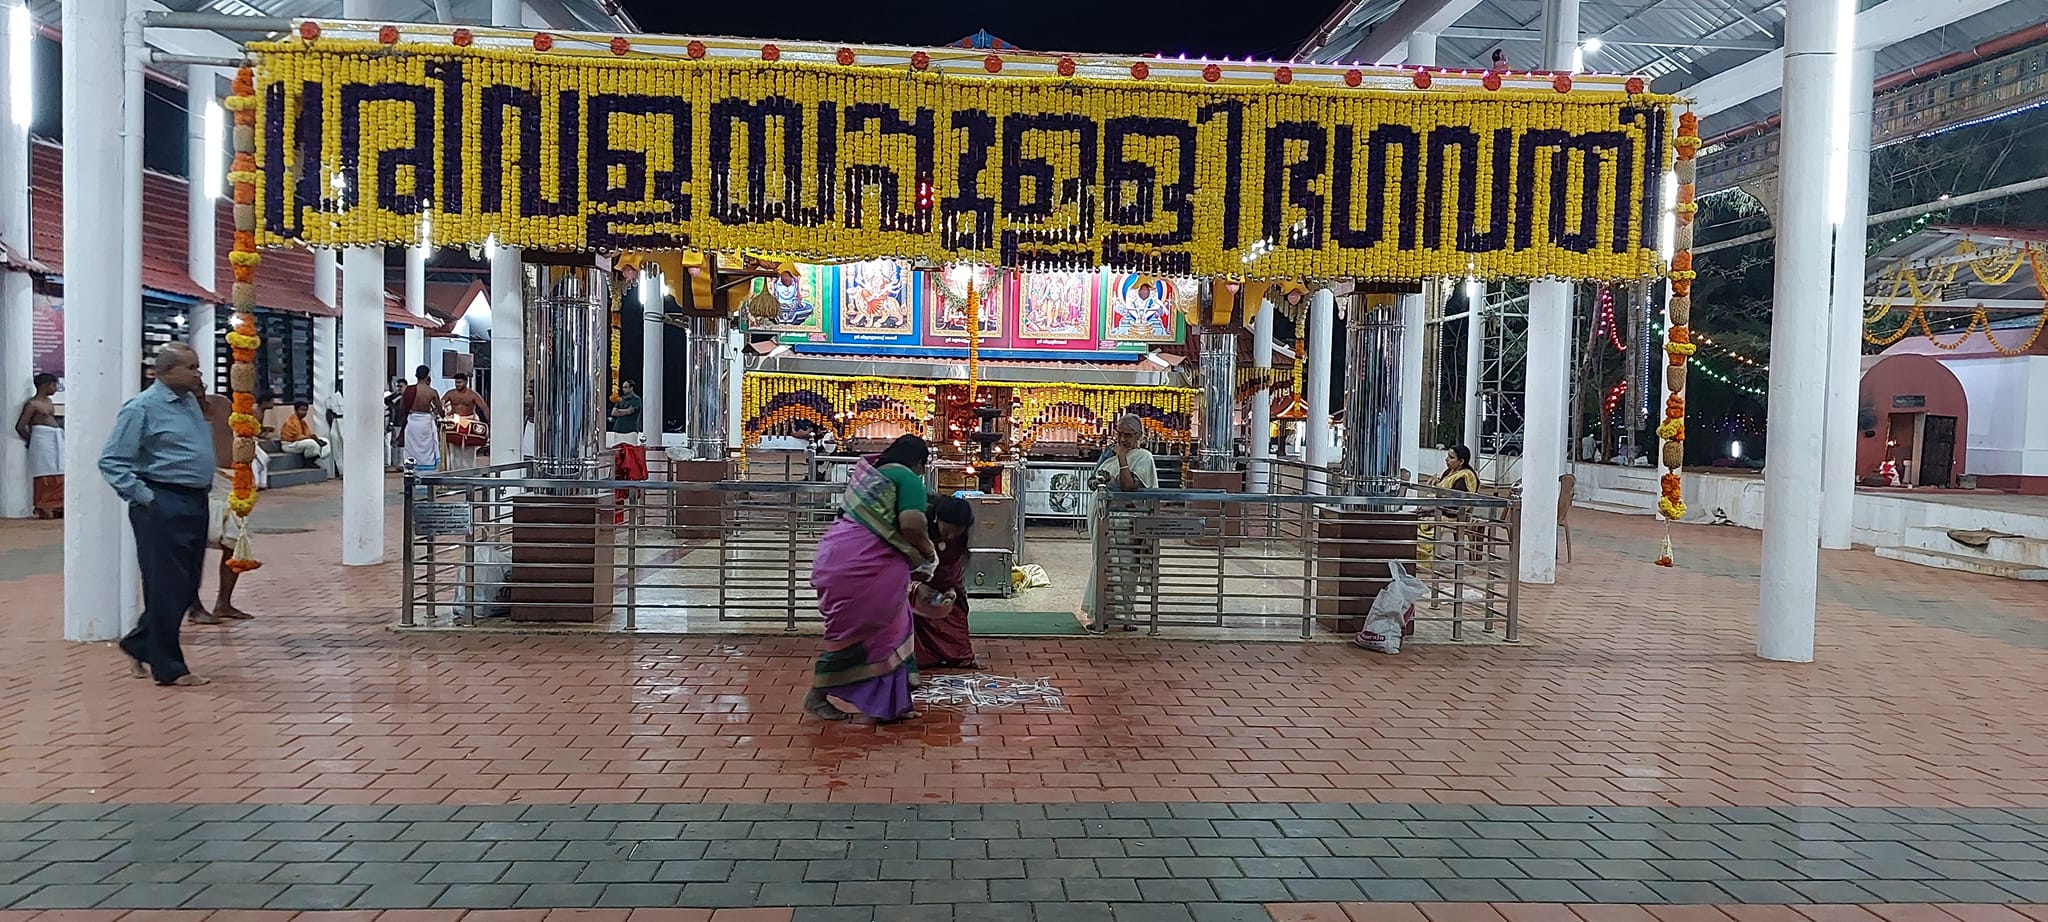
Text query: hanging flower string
1656 107 1698 567
965 280 981 406
222 65 265 573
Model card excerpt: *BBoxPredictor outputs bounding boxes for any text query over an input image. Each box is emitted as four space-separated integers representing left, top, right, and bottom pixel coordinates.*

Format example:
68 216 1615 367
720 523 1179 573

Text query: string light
1595 286 1626 351
1690 331 1768 370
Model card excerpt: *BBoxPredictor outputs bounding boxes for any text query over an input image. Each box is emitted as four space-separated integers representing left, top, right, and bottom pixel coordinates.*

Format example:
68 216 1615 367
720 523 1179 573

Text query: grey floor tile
9 884 124 909
430 883 529 909
97 882 207 908
595 883 684 907
269 884 369 910
183 883 289 909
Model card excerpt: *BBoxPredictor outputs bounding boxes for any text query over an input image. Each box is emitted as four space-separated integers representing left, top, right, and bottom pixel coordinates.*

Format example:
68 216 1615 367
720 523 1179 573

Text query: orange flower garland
1657 108 1699 565
223 66 264 574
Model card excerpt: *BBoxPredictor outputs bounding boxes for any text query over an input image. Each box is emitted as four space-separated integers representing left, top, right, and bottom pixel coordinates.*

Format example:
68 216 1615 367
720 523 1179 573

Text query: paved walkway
2 479 2047 919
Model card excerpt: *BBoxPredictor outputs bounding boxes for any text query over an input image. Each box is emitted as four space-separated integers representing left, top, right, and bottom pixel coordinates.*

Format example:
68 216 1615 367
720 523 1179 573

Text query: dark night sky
620 0 1338 62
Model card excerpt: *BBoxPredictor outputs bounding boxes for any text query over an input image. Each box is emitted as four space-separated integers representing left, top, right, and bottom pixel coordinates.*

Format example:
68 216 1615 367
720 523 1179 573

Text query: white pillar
1515 0 1579 585
1462 280 1484 451
1249 293 1273 492
114 2 146 629
489 249 525 465
403 244 426 376
186 67 217 294
1304 287 1335 493
1398 292 1426 480
62 0 129 641
0 1 33 520
1398 37 1437 484
315 250 337 307
491 0 523 27
187 301 217 388
312 315 338 425
1407 31 1438 67
1758 0 1846 663
1522 281 1571 583
640 278 665 448
1820 47 1874 550
341 248 386 565
1541 0 1581 72
726 327 743 448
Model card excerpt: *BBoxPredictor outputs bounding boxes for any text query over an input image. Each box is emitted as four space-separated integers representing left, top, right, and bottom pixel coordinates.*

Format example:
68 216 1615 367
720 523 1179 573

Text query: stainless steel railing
1091 483 1519 641
402 453 1518 641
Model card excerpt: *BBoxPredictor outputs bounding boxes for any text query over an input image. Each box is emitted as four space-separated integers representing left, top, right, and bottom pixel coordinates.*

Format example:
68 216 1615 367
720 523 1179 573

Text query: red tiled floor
2 479 2048 806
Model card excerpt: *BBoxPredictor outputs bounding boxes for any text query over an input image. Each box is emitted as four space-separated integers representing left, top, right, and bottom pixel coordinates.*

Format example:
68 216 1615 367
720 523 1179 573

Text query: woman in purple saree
806 435 937 722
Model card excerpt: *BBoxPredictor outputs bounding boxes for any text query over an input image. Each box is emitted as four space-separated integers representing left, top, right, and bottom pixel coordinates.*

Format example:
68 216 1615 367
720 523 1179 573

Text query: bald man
1082 414 1159 633
100 343 216 687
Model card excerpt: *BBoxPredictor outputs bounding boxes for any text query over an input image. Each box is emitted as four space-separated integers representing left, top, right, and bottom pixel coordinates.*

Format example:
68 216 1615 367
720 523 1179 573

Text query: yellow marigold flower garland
227 66 264 572
1656 108 1698 565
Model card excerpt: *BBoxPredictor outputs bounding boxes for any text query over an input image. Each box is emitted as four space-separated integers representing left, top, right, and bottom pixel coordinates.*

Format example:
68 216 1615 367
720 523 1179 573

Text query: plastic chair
1557 472 1575 563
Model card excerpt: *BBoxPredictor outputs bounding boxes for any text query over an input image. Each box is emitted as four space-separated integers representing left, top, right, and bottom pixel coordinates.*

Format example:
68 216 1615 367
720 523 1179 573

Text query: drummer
442 372 490 469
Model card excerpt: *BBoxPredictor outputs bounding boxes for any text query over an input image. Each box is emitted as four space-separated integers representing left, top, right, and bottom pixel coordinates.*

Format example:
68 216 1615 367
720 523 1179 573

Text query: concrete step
1902 525 2048 567
265 467 328 489
1579 499 1653 517
1874 545 2048 580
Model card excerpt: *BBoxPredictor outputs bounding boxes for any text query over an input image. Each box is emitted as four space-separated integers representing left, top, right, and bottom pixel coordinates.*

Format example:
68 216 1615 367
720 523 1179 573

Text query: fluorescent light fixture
1731 439 1743 458
1659 170 1677 261
1580 37 1603 54
9 4 29 129
202 100 225 199
639 266 658 308
1571 47 1585 73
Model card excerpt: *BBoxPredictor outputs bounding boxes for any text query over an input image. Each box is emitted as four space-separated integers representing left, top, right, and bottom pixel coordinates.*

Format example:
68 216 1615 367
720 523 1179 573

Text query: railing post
1505 502 1522 642
624 486 639 632
401 469 417 626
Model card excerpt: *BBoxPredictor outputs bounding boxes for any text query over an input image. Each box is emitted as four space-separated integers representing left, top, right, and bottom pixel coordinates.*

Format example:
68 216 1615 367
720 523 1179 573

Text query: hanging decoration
742 372 1195 448
1862 242 2048 355
965 281 981 406
222 65 265 574
248 37 1677 283
1657 107 1698 564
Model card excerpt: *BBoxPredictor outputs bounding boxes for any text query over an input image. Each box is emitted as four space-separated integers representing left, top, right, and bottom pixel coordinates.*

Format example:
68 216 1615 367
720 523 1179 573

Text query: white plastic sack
1354 561 1427 654
454 545 511 618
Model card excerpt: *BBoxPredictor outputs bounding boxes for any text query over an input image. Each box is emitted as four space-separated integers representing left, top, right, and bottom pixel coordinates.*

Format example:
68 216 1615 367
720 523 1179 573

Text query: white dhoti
26 425 62 479
27 425 62 516
402 412 440 469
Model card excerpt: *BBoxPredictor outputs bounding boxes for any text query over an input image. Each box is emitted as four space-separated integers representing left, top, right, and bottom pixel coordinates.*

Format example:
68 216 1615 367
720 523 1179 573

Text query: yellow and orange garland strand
965 280 981 406
222 66 264 573
1656 108 1698 566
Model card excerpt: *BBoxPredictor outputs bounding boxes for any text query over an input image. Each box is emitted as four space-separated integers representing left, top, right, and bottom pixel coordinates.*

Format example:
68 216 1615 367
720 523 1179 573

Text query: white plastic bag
454 545 511 618
1354 561 1427 654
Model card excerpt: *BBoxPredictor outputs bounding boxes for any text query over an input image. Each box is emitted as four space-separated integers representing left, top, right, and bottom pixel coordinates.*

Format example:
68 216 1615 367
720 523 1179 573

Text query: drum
443 417 490 448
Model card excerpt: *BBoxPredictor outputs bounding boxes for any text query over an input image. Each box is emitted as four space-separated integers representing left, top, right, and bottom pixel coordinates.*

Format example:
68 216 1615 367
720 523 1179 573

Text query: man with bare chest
16 373 62 518
400 365 442 471
190 389 255 624
441 372 490 469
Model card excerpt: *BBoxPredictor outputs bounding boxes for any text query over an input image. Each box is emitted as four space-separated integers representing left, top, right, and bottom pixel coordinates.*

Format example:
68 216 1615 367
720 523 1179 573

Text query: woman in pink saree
806 435 937 722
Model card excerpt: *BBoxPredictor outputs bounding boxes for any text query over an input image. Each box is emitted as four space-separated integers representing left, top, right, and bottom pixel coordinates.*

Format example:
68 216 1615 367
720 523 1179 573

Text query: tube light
202 100 225 200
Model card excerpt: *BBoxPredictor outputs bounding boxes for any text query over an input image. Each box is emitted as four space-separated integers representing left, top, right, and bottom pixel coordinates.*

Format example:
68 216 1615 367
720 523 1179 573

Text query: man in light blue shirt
100 343 217 687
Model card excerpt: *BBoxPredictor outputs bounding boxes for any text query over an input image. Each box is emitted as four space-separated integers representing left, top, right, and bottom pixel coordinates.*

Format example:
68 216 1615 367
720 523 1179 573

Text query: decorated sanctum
223 18 1687 630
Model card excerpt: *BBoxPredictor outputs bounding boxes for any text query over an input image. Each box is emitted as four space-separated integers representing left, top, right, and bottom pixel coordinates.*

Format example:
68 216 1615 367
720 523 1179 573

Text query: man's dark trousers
120 483 208 684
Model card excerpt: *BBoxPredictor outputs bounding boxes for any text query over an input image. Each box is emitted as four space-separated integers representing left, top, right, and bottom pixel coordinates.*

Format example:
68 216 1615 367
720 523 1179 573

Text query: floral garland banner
1655 108 1697 567
742 372 1197 447
250 38 1677 282
223 66 265 573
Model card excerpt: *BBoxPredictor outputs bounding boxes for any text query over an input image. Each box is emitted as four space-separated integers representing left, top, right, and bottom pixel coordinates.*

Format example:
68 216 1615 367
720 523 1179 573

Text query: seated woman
912 496 978 670
806 435 938 722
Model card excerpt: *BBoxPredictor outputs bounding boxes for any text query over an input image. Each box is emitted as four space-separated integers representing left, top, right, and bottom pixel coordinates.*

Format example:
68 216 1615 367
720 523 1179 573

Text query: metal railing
402 453 1518 641
1091 481 1519 641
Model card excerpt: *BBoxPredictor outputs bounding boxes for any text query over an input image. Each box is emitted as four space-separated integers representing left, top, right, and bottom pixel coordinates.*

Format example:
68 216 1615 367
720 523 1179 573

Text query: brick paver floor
2 478 2046 919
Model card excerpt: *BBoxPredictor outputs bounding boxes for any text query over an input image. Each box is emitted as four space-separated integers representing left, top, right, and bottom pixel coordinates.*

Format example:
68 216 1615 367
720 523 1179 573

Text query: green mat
968 610 1089 636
